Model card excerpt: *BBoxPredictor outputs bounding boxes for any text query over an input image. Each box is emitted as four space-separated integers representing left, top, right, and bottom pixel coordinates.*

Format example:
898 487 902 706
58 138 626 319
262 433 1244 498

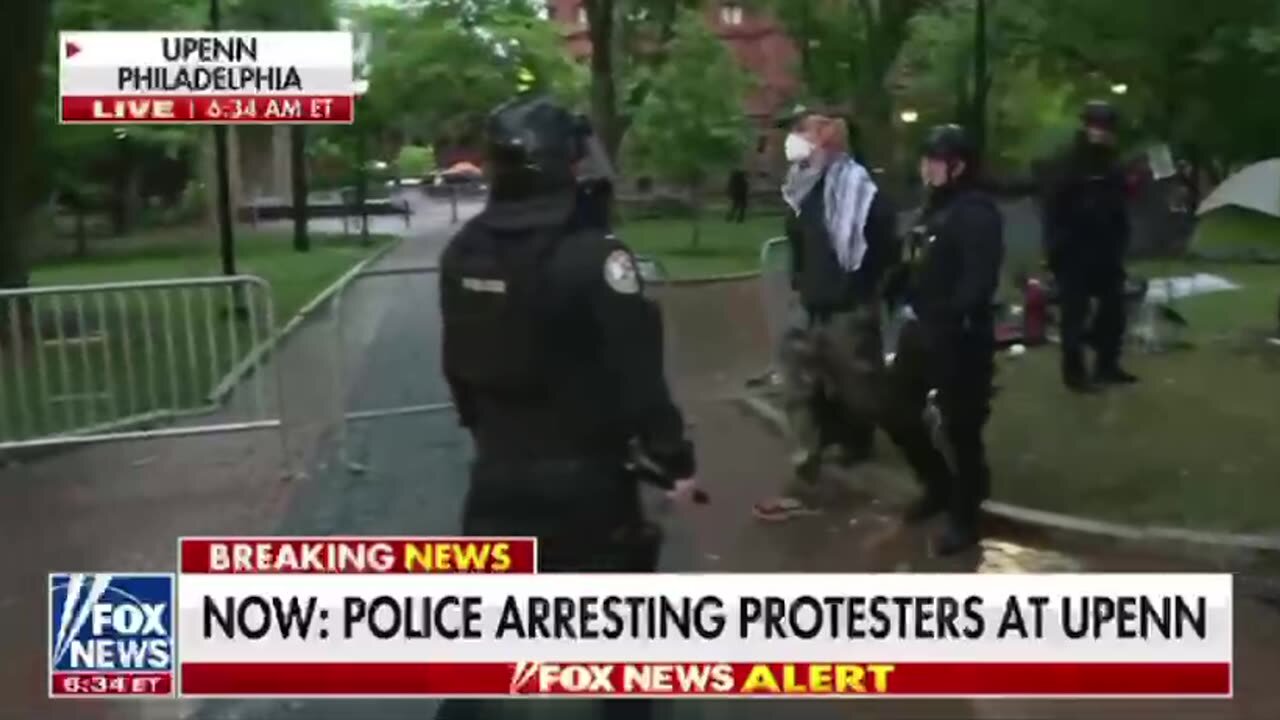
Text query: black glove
629 437 695 490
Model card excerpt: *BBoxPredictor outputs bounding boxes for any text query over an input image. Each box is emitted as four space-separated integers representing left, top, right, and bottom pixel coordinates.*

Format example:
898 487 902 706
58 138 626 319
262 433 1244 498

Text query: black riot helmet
485 94 592 200
1080 100 1119 131
921 124 976 171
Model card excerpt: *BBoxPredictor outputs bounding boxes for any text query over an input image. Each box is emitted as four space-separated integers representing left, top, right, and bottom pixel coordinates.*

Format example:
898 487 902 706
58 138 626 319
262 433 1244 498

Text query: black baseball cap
774 101 844 130
1081 100 1119 130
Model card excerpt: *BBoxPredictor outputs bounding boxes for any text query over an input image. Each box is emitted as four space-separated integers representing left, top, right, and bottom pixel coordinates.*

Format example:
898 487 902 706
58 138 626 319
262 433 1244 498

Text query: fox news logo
49 573 173 673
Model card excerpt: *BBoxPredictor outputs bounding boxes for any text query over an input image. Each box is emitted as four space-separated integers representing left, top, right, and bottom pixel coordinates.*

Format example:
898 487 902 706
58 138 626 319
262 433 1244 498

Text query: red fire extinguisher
1023 277 1048 346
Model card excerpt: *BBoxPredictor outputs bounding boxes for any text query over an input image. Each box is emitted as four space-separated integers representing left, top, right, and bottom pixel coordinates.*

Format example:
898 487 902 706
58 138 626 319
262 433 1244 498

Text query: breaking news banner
58 31 355 124
46 538 1235 700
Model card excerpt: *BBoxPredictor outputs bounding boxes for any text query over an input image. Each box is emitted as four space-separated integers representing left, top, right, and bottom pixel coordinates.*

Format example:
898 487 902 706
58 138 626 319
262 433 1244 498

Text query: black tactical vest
440 226 562 399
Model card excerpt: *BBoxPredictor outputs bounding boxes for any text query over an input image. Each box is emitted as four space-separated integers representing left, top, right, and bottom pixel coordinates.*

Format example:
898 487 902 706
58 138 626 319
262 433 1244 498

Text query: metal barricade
758 236 800 382
0 276 286 455
331 264 451 473
331 255 672 473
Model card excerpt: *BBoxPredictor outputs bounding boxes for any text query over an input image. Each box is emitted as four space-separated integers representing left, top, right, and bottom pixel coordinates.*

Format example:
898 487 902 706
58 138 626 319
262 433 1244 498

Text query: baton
923 389 959 476
626 442 710 505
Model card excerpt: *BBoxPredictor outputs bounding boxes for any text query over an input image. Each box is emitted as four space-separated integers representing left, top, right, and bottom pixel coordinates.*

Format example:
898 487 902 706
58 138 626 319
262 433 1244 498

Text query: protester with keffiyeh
754 105 901 523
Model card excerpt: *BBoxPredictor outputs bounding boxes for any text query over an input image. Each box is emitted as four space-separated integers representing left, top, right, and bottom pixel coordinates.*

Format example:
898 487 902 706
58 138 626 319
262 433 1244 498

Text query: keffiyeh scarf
782 153 879 272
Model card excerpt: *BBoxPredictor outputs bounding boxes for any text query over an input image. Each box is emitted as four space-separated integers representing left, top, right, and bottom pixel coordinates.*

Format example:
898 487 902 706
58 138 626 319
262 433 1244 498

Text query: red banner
179 661 1232 698
61 95 354 124
179 537 538 574
51 672 173 697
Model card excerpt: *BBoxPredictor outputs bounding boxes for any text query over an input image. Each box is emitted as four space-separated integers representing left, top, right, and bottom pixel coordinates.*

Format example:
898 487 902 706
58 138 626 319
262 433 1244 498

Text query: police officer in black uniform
436 93 695 719
882 125 1004 556
1044 100 1137 391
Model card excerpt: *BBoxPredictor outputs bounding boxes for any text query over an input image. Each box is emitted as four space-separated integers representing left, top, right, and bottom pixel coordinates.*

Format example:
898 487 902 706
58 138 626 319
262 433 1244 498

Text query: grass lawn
616 212 783 280
986 258 1280 533
33 228 392 320
1191 206 1280 256
2 229 392 444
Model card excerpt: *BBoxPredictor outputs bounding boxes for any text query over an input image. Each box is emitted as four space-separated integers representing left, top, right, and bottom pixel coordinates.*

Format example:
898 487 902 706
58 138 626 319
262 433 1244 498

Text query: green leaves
894 0 1280 171
356 0 584 141
624 9 751 188
395 145 435 177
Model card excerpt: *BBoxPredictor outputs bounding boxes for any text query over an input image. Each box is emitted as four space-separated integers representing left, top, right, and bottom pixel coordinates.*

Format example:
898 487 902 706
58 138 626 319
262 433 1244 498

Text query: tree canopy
357 0 585 145
625 8 750 244
895 0 1280 175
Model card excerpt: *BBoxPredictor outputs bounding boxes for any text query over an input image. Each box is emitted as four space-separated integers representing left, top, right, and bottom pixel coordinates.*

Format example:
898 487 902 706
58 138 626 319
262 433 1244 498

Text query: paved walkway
3 214 1278 719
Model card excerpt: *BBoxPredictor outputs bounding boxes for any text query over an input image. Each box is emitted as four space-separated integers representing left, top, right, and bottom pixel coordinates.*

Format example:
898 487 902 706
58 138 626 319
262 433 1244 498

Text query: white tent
1197 158 1280 218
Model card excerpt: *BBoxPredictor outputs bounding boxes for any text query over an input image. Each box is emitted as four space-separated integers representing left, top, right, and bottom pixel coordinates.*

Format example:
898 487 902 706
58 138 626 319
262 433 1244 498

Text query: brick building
547 0 799 184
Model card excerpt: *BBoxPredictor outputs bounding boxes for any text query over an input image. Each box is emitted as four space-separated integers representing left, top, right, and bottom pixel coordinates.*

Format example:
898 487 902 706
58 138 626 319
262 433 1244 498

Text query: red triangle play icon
65 41 81 59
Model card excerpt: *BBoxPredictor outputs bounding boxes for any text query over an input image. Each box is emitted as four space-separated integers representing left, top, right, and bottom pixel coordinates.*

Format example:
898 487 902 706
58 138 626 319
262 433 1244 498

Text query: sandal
752 496 821 522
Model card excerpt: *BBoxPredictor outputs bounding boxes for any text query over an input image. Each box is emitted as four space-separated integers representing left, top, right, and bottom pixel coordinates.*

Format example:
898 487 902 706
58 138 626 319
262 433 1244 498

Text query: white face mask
784 133 815 163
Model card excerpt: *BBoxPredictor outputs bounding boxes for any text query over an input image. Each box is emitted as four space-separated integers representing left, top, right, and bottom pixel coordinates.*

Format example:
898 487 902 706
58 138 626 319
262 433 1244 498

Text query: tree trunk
689 187 702 250
586 0 623 163
74 210 88 258
111 163 129 237
290 125 310 252
851 0 926 185
972 0 990 166
856 80 895 172
0 0 52 339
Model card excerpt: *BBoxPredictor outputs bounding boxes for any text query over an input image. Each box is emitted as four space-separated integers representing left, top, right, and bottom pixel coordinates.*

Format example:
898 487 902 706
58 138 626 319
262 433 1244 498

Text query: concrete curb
735 391 1280 560
654 270 761 287
208 236 404 405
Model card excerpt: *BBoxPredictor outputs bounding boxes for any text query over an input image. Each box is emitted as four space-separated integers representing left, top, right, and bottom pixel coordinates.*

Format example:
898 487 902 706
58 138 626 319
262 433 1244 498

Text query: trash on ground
1145 273 1241 303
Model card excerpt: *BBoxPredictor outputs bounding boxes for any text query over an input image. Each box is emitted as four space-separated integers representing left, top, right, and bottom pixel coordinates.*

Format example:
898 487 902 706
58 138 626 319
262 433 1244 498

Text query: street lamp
1111 83 1129 96
353 79 370 245
900 109 919 124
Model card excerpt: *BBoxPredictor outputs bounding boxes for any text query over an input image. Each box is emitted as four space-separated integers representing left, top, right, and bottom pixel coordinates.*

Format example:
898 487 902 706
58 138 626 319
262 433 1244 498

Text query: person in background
880 124 1004 556
727 168 749 223
1044 100 1138 392
753 104 899 522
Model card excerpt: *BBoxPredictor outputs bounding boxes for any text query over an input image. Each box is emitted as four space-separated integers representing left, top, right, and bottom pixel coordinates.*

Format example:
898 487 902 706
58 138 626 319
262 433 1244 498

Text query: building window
720 3 744 26
578 5 588 25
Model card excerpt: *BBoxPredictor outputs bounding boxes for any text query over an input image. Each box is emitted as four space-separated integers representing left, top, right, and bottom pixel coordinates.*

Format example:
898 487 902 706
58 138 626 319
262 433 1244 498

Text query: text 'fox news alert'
58 31 355 125
48 573 174 697
162 538 1235 700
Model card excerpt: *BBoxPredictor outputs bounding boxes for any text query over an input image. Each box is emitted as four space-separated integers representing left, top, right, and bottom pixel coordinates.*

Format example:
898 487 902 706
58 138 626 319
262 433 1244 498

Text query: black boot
1095 365 1138 384
1063 357 1098 393
1064 375 1099 394
933 516 981 556
903 493 946 525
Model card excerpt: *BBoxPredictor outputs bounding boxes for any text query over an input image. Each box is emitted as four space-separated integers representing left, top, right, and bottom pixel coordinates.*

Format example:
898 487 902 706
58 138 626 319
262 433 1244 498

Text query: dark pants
1057 266 1128 381
436 458 660 720
880 320 993 527
727 195 747 223
779 305 882 500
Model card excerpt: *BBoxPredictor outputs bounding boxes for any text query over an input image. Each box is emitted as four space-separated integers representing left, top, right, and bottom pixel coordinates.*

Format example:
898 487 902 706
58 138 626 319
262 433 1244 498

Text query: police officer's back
439 95 696 574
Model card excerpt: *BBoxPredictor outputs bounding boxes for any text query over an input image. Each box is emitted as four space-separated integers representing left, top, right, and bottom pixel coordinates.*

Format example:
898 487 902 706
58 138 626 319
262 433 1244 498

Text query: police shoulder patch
603 249 641 295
